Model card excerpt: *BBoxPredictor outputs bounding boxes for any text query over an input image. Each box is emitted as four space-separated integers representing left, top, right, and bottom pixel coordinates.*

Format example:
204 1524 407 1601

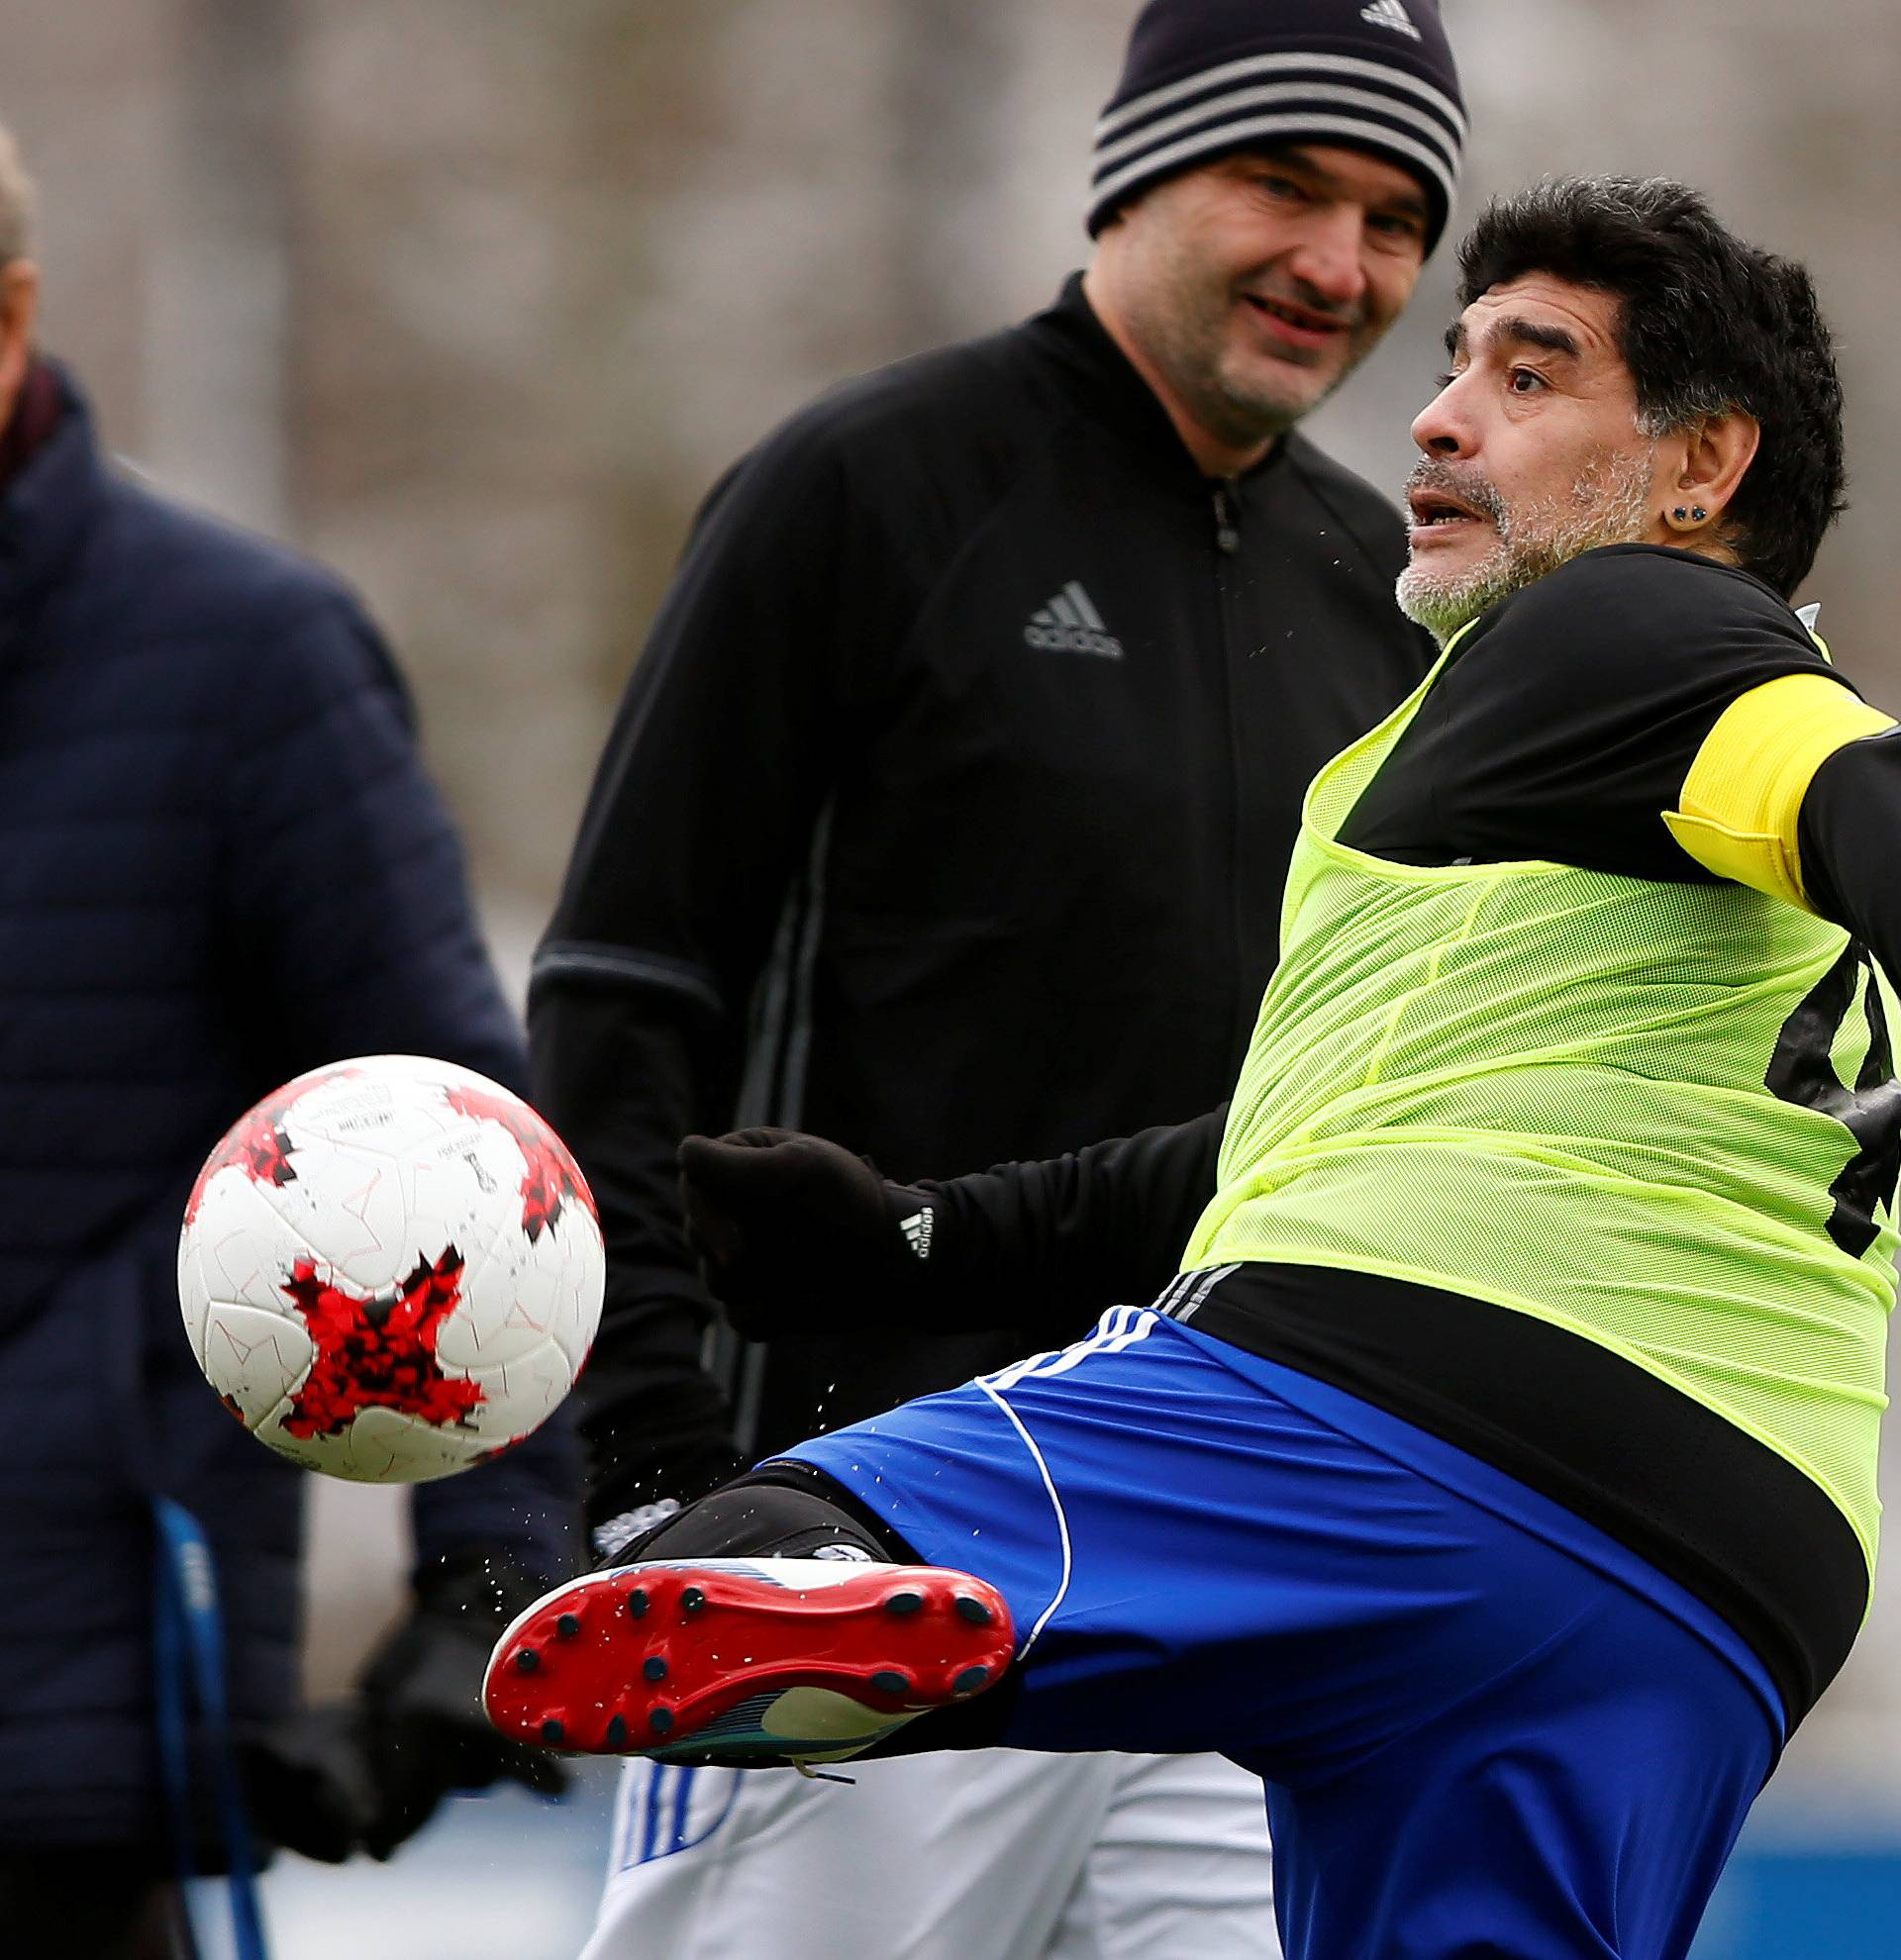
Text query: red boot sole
482 1560 1016 1759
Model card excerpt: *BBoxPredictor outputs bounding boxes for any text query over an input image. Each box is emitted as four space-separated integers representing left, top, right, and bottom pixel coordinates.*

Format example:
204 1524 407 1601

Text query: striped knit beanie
1088 0 1466 250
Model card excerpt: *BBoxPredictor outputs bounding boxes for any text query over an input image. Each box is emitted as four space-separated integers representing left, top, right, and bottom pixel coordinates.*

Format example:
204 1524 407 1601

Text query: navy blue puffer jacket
0 366 579 1850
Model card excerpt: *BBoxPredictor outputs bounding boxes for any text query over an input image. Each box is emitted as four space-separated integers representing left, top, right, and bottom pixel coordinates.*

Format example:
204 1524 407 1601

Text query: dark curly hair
1456 177 1846 598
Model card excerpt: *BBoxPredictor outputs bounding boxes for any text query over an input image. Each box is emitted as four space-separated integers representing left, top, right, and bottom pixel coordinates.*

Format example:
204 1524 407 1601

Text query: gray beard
1397 448 1657 642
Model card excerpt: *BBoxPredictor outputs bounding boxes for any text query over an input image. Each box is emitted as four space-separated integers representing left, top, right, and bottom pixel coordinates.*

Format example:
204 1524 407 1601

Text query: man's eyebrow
1251 145 1432 223
1488 315 1582 358
1443 315 1582 362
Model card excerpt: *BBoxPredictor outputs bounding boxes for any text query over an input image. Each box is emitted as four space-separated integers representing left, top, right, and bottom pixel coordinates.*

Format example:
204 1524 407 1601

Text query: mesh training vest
1183 631 1898 1581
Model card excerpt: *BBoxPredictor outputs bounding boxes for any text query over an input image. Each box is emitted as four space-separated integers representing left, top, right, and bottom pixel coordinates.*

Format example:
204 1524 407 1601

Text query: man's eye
1434 371 1457 390
1257 174 1307 202
1508 368 1548 393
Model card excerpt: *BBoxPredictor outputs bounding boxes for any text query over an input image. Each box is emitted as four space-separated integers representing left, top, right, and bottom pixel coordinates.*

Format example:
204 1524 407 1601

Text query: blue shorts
785 1305 1782 1960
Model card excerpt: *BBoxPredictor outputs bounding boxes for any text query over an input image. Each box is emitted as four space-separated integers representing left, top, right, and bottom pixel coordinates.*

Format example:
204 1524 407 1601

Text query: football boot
483 1558 1014 1769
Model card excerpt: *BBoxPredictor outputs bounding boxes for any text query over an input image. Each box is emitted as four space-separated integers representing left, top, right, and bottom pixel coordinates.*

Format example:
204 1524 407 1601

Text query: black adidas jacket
532 274 1432 1529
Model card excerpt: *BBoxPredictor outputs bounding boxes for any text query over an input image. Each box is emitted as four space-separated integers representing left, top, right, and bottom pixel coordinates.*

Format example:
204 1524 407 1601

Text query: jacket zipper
1212 480 1241 554
1211 476 1250 1074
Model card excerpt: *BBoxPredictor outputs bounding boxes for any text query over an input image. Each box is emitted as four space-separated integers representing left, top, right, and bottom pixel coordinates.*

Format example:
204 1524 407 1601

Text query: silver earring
1691 506 1707 522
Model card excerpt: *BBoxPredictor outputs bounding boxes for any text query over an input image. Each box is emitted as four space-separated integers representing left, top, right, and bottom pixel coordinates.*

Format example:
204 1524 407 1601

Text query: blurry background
4 1 1899 1953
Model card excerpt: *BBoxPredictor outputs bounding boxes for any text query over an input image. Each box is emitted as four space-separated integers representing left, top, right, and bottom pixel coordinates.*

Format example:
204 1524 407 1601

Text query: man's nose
1285 211 1369 310
1411 376 1472 457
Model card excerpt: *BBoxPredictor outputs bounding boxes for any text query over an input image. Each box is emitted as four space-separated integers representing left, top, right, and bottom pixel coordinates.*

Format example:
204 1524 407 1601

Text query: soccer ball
177 1054 604 1483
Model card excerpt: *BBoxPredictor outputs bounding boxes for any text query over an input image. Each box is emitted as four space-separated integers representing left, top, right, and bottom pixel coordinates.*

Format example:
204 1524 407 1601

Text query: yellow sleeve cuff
1663 671 1896 912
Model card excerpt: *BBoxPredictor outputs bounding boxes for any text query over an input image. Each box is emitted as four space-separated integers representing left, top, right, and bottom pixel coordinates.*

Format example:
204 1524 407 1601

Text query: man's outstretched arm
1794 727 1901 985
681 1105 1227 1348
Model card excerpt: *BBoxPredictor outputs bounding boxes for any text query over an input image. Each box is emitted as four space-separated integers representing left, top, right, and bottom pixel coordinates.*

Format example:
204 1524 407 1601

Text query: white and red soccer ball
177 1055 604 1483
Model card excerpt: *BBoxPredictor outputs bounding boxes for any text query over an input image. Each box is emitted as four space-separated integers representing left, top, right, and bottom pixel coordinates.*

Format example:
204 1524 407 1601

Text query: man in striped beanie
1084 0 1464 472
536 7 1465 1960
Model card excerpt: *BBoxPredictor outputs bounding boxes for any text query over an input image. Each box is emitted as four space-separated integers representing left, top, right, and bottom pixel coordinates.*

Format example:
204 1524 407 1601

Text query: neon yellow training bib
1183 632 1897 1583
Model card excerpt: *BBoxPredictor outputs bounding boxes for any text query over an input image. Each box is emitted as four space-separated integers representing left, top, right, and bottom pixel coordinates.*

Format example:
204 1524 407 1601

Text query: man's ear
0 257 41 431
1675 408 1759 530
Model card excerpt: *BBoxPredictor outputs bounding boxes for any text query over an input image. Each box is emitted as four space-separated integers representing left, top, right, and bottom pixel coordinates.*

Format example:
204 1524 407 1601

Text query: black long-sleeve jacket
532 275 1432 1525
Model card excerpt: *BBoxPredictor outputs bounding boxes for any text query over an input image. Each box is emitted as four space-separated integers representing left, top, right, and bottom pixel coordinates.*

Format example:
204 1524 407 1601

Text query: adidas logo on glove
900 1208 934 1261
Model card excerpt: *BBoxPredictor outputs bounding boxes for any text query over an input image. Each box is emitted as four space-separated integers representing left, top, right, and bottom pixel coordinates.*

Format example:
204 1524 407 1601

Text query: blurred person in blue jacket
0 122 581 1957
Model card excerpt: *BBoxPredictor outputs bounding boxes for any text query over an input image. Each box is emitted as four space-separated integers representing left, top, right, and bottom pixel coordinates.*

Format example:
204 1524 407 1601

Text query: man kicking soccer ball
488 176 1900 1960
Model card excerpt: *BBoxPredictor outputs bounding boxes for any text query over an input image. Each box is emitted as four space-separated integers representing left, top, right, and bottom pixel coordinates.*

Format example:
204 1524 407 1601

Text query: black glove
249 1549 569 1864
679 1127 941 1339
350 1549 569 1860
243 1704 381 1864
